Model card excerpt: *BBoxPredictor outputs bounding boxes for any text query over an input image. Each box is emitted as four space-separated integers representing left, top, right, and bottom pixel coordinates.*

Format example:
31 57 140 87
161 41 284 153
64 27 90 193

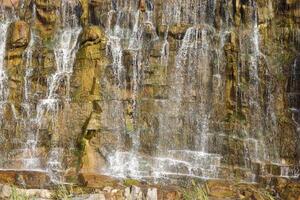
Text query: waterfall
103 0 223 180
47 23 81 184
103 0 144 179
160 26 169 66
22 0 82 182
245 2 264 163
0 0 299 185
107 36 124 86
248 1 261 131
21 30 38 170
0 19 10 118
50 28 82 99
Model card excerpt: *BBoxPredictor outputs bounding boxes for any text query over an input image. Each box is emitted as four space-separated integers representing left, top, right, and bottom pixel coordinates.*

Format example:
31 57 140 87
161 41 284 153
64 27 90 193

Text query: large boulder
7 20 30 49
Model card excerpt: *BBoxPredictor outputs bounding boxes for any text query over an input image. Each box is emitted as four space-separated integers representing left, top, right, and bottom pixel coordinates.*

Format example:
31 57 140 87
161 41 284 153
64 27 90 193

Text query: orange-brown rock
0 170 51 189
206 180 237 199
78 173 118 188
7 20 30 49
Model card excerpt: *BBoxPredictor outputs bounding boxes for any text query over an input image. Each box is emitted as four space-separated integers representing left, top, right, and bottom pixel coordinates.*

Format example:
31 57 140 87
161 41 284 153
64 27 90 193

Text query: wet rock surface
0 0 300 199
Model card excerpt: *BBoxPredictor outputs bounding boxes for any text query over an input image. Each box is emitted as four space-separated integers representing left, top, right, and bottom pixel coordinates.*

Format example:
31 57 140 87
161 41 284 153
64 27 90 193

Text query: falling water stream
104 0 228 181
0 11 11 120
43 0 81 182
0 0 299 184
19 0 82 182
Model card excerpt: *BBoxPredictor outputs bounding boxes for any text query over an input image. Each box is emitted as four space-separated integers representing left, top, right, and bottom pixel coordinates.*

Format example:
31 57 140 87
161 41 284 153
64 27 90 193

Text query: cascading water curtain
0 0 298 185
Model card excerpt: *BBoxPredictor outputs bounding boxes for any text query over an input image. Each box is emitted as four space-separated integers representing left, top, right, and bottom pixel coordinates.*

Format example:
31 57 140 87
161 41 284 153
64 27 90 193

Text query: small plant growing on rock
259 189 276 200
182 181 209 200
9 187 29 200
123 179 140 187
51 185 72 200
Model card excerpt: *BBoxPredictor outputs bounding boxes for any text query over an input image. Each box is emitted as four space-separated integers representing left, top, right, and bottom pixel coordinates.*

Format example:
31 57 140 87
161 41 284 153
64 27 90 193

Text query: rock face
0 0 300 199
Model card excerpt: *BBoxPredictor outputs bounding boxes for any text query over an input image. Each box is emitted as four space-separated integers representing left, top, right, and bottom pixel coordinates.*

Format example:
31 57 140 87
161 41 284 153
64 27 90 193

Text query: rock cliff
0 0 300 199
